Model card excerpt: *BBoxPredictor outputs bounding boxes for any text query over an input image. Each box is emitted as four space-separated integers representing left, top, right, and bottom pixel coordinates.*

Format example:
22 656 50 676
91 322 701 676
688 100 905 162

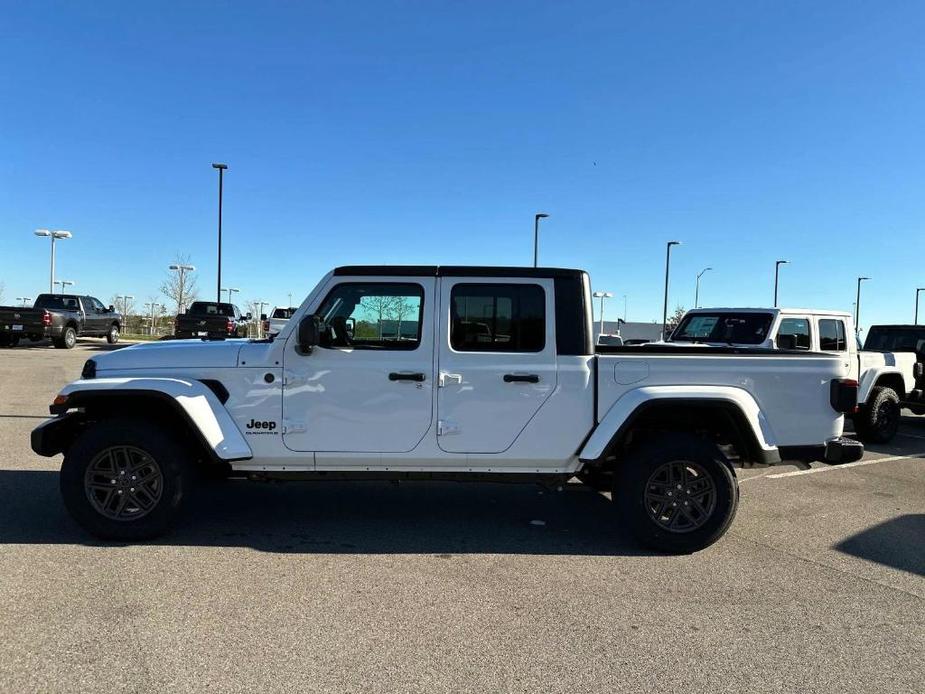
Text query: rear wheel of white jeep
60 419 190 540
614 433 738 554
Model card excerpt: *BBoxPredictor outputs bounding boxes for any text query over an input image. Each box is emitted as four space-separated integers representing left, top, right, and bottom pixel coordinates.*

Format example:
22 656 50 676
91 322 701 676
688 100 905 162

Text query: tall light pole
916 288 925 325
662 241 681 340
774 260 789 307
855 277 870 335
623 294 627 322
212 163 228 302
144 302 162 336
255 300 270 338
222 287 240 304
34 229 72 293
53 280 75 294
533 213 549 267
169 263 196 313
116 294 134 316
16 297 32 307
694 267 712 308
592 291 614 337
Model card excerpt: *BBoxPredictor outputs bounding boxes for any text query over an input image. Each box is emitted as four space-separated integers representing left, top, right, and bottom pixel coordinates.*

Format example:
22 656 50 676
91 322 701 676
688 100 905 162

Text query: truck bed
594 344 850 447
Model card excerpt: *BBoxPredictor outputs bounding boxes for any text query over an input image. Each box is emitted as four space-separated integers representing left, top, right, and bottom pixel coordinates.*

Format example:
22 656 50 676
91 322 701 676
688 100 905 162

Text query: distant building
594 320 663 343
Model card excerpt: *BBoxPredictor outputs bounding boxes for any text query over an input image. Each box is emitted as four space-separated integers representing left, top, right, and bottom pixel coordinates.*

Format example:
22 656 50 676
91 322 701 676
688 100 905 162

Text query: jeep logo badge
245 419 278 434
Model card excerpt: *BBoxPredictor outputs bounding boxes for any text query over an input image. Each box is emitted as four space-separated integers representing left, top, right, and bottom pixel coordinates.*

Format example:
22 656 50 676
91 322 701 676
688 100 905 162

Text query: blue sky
2 1 924 331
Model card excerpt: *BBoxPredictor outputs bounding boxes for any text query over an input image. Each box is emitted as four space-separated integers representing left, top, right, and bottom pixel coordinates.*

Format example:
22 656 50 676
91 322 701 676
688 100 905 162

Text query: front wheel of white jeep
614 433 738 554
60 419 190 540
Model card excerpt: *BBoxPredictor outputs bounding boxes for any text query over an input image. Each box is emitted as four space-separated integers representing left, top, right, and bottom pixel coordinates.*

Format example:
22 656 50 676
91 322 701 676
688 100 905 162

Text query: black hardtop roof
333 265 586 279
869 324 925 330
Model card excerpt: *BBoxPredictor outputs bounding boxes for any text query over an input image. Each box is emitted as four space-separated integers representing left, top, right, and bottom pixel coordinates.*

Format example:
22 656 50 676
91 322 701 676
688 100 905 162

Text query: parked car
669 307 923 442
0 294 122 349
173 302 251 339
33 265 861 552
264 306 297 336
596 333 623 346
863 324 925 415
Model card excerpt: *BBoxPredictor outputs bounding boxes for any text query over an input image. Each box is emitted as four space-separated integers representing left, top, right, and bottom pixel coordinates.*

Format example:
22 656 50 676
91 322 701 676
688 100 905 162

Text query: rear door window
819 319 847 351
450 283 545 353
778 318 811 350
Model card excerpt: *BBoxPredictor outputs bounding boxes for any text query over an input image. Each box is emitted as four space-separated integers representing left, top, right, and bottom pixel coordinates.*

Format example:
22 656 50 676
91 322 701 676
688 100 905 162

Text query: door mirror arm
297 315 323 355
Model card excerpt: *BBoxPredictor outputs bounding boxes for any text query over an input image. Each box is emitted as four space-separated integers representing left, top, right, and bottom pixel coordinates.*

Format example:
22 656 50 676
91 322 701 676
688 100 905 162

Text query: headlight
81 359 97 379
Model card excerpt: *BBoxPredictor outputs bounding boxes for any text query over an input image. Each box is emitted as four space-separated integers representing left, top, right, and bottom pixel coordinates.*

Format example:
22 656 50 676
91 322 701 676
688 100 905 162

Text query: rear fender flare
578 385 778 463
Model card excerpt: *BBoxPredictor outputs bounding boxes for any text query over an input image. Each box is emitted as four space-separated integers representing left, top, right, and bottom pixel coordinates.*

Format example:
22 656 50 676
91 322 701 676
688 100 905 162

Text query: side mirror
777 334 797 350
260 313 268 322
297 315 322 354
108 305 115 313
245 312 253 320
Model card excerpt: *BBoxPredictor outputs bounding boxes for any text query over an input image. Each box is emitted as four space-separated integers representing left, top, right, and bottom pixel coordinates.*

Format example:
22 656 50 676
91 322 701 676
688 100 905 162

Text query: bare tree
109 294 136 319
360 294 401 339
666 305 687 335
391 297 417 340
159 254 199 315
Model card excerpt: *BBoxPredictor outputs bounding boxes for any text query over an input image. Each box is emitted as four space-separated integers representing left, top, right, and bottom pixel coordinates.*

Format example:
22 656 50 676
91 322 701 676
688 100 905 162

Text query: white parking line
765 452 925 479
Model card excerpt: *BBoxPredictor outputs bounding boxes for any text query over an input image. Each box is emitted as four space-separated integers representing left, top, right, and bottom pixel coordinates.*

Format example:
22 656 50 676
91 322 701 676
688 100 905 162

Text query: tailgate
0 308 45 332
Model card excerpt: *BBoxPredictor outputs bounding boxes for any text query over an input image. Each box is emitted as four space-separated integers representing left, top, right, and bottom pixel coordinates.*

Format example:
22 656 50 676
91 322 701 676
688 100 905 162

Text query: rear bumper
824 437 865 464
778 437 865 465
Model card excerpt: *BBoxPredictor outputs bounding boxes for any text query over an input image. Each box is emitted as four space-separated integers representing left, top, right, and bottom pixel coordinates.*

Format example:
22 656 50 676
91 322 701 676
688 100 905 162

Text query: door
436 278 557 453
282 277 435 453
87 297 108 333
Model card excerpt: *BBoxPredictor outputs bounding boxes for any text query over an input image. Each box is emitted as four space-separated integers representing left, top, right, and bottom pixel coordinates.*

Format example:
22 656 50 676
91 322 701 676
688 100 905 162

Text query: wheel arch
31 379 252 463
860 371 905 404
579 389 780 467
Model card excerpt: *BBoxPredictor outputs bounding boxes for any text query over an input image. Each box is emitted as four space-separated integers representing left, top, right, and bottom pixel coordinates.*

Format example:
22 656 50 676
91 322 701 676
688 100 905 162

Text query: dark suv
174 302 252 339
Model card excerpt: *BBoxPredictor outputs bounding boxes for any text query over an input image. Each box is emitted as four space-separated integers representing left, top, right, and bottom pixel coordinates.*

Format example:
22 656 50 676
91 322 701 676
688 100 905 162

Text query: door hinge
438 372 463 387
437 419 460 436
282 419 307 434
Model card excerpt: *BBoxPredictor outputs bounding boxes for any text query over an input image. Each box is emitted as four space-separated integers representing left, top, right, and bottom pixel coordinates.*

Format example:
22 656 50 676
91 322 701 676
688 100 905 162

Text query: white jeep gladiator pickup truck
32 266 863 553
670 307 923 443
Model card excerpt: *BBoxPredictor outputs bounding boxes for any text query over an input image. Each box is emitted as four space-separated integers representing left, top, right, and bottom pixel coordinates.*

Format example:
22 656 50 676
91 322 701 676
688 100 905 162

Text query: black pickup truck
0 294 122 349
173 301 252 339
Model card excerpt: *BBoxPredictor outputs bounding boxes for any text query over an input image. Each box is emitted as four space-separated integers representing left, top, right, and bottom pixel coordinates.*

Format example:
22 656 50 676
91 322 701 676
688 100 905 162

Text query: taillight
226 319 234 334
42 310 52 326
830 378 859 414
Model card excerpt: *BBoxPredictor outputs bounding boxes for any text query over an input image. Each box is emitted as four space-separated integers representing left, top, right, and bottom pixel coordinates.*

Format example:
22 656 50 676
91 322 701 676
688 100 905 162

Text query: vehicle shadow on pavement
834 514 925 577
0 470 655 556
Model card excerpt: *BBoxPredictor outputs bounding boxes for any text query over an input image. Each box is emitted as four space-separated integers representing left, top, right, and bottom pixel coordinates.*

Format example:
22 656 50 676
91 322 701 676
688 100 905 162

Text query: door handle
389 372 426 382
503 374 540 383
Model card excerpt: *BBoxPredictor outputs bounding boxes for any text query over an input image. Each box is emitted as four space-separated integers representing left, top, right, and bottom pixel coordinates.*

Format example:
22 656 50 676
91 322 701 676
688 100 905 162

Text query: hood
93 339 246 371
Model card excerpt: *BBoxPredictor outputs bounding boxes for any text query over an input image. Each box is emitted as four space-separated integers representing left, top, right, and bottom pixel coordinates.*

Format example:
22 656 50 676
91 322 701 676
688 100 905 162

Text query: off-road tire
854 386 900 444
60 419 191 540
614 433 738 554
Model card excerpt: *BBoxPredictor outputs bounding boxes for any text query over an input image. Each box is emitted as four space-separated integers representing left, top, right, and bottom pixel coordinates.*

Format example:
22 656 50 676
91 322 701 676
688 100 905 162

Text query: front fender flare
36 377 252 461
578 385 779 462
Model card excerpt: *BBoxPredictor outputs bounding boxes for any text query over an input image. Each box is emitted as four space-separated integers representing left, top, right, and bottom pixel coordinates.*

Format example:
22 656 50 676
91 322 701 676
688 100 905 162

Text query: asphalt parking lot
1 341 923 693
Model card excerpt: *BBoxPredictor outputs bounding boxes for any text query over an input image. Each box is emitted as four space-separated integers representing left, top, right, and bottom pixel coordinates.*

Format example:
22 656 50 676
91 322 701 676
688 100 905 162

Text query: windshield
864 327 925 355
671 313 774 344
188 302 235 317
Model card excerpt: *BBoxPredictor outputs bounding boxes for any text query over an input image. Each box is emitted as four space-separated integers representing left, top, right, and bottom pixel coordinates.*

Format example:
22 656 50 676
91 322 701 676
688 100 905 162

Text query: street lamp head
668 240 681 247
593 291 614 298
859 276 870 281
212 163 228 170
52 230 72 239
34 229 51 237
776 259 790 266
535 213 549 220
